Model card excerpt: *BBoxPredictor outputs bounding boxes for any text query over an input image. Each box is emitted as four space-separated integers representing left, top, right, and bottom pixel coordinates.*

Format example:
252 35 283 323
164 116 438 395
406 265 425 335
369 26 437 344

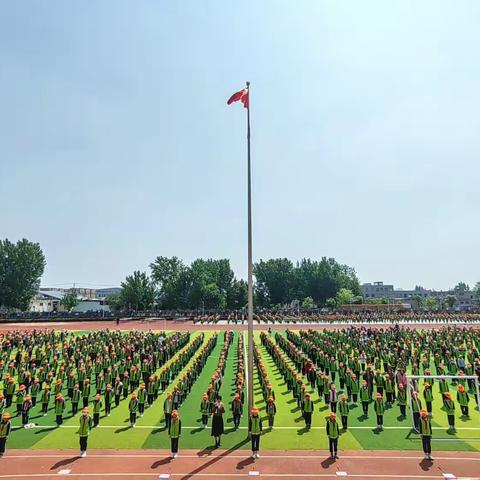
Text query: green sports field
5 330 480 451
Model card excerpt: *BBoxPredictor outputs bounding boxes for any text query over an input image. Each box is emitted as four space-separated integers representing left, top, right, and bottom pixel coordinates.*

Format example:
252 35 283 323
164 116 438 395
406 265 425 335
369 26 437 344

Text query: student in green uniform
302 393 314 430
71 384 81 415
411 391 422 432
0 413 12 457
249 406 262 459
41 385 50 416
200 393 210 427
360 380 370 417
374 392 384 430
169 409 181 459
54 394 65 426
339 394 349 430
420 409 433 460
423 383 433 416
457 384 470 417
93 394 102 427
443 392 456 431
397 383 407 418
266 396 276 429
129 392 138 427
231 393 242 429
78 407 93 458
326 412 340 459
163 392 173 429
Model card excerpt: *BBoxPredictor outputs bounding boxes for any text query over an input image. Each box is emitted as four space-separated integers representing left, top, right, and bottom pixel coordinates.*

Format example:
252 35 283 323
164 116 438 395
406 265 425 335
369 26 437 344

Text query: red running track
0 449 479 480
0 319 478 333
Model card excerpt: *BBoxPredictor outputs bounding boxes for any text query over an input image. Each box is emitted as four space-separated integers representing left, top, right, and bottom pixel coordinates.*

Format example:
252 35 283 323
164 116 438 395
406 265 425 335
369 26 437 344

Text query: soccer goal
406 374 480 433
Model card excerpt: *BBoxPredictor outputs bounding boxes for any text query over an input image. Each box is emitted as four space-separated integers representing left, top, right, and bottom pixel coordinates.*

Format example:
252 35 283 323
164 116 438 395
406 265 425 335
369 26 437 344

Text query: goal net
406 374 480 434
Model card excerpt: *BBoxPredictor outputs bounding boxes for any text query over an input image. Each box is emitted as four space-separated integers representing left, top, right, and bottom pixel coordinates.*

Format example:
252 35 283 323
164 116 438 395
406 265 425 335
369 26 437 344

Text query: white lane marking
13 424 480 430
0 474 477 479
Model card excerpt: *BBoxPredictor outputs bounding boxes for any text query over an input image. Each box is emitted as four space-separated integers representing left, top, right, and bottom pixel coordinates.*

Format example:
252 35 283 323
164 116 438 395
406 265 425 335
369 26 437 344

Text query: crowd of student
0 325 479 461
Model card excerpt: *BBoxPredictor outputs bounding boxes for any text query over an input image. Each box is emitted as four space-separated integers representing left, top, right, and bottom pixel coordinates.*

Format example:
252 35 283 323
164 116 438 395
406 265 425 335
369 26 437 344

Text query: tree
61 292 78 312
424 296 439 310
301 296 315 310
0 238 46 311
335 288 355 306
453 282 470 294
413 295 425 309
473 283 480 306
150 256 189 308
120 271 156 311
226 279 248 309
106 293 122 312
444 295 456 308
254 258 295 306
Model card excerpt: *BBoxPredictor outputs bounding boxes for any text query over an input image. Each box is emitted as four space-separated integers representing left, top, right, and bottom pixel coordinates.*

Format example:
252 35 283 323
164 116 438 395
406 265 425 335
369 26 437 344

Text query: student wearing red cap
374 392 384 431
54 394 65 426
338 394 349 430
302 392 314 430
420 409 433 460
443 392 456 432
169 409 181 459
326 412 340 459
200 393 209 427
266 396 276 429
0 413 12 457
163 392 173 429
129 392 139 427
249 406 263 459
78 407 93 458
231 393 243 429
457 384 470 417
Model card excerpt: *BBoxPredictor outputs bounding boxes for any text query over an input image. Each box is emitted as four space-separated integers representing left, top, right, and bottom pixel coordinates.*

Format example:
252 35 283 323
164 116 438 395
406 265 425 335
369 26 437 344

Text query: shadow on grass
35 427 57 434
115 425 131 433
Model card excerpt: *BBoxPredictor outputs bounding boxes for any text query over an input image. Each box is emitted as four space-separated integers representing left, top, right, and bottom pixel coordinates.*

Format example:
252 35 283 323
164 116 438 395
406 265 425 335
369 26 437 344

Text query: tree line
110 256 362 311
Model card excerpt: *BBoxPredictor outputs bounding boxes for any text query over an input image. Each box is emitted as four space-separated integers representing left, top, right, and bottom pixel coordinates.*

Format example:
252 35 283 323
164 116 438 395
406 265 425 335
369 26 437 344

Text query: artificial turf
5 330 480 451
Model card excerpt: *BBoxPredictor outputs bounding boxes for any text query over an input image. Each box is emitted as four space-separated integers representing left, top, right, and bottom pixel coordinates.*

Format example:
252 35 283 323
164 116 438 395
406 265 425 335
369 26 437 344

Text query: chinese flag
227 88 249 108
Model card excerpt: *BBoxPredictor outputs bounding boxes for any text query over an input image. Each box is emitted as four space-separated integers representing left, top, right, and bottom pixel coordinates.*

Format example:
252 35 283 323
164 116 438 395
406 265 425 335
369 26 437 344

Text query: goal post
406 374 480 432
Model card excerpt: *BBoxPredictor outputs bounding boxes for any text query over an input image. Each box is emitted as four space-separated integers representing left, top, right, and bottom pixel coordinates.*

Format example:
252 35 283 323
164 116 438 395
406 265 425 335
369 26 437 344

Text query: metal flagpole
246 81 254 414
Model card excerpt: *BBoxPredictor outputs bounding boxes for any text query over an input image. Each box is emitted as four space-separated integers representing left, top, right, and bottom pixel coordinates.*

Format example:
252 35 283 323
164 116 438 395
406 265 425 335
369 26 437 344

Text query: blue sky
1 1 479 291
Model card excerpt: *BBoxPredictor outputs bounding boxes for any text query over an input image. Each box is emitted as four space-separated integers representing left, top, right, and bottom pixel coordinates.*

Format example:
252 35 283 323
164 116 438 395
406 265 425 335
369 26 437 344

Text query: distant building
95 288 121 299
362 281 475 308
30 290 67 312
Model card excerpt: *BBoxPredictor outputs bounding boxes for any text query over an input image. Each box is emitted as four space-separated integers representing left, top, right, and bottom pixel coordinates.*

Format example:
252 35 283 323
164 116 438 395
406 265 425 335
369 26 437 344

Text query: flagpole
246 80 254 414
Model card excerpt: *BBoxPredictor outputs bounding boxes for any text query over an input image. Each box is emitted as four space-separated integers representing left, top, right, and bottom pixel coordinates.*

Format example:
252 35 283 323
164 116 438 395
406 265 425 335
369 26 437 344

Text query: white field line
12 424 480 430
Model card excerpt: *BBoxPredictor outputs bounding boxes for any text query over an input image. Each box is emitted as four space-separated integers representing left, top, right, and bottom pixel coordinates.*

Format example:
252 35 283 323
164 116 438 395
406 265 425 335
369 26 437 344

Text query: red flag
227 88 249 108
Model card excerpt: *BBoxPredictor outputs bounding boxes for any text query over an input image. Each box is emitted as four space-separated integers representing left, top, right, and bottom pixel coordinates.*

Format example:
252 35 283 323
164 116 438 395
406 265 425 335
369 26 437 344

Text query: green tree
254 258 295 306
453 282 470 294
413 295 425 309
325 298 337 308
61 292 78 312
106 293 123 312
301 296 315 310
0 238 46 311
473 282 480 306
120 271 156 311
226 279 248 309
444 295 456 308
425 296 439 310
150 256 189 308
335 288 355 306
